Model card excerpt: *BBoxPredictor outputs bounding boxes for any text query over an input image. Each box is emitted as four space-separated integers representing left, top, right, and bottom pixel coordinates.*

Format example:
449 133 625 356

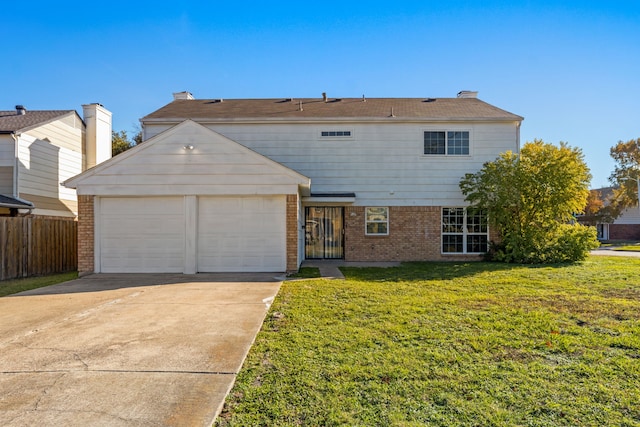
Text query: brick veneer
286 194 299 272
77 195 95 275
344 206 483 262
609 224 640 240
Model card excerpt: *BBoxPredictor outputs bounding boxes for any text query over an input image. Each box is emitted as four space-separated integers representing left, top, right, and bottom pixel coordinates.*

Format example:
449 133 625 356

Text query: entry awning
302 192 356 204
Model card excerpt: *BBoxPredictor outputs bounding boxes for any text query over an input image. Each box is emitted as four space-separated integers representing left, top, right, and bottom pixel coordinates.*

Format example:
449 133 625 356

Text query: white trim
421 129 473 157
94 197 101 273
365 206 389 236
184 195 197 274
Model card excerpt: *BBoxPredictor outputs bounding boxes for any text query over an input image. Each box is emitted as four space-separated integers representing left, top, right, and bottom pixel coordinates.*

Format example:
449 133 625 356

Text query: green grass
0 272 78 297
613 243 640 252
216 257 640 427
287 267 322 279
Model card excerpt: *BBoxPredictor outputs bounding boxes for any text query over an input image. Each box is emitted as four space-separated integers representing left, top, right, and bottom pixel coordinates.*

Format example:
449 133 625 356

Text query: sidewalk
301 260 401 279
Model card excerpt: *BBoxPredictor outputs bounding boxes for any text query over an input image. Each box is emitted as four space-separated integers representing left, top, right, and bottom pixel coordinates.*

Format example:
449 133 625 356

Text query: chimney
457 91 478 98
173 91 194 100
15 105 26 115
322 92 328 102
82 103 112 169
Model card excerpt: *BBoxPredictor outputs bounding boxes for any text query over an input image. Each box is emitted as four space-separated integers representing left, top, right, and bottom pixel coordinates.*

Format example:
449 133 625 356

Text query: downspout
11 132 18 197
515 121 521 154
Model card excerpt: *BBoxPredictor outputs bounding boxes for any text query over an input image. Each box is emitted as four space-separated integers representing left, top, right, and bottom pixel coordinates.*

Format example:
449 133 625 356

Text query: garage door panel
99 197 184 273
197 196 286 272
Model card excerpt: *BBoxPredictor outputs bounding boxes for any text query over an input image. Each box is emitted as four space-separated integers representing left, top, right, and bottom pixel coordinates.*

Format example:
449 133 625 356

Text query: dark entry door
305 207 344 259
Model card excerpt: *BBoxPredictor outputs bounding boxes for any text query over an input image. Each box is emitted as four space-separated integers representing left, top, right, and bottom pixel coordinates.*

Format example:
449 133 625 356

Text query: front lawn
217 257 640 426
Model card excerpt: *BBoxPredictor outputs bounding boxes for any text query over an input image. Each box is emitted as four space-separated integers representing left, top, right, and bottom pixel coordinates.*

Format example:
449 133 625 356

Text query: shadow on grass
340 260 579 282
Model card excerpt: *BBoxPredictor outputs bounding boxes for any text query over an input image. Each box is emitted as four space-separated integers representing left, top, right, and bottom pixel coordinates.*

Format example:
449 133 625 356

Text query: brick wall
609 224 640 240
77 195 94 275
344 206 482 262
286 194 299 272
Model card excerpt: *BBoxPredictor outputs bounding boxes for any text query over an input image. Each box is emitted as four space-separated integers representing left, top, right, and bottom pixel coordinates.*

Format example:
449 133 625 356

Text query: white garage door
198 196 286 272
99 197 185 273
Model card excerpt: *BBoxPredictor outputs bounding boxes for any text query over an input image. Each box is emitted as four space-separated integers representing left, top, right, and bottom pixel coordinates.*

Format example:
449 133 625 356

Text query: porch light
183 145 194 150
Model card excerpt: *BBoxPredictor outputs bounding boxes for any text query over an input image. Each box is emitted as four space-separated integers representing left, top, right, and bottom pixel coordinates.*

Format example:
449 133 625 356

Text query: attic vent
423 98 436 103
15 105 26 115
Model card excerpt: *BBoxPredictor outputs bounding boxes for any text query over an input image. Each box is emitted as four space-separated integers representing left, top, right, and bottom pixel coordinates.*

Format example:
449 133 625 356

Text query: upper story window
320 130 352 137
424 131 469 155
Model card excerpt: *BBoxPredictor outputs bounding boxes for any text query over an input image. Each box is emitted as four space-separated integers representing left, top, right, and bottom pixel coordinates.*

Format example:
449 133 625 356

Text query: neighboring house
65 91 523 274
0 104 112 217
583 187 640 241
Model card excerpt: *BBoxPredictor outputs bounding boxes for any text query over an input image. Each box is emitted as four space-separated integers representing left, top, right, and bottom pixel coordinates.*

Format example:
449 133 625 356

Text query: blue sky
2 1 638 188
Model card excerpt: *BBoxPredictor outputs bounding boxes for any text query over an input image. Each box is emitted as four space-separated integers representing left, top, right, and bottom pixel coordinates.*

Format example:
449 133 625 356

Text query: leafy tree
608 138 640 217
112 130 142 156
460 139 599 263
580 189 608 226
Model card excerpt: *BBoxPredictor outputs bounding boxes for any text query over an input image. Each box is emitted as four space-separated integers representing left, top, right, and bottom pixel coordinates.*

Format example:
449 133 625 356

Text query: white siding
17 133 82 203
615 207 640 225
145 121 518 206
72 121 308 196
0 166 13 194
0 135 14 167
28 115 83 153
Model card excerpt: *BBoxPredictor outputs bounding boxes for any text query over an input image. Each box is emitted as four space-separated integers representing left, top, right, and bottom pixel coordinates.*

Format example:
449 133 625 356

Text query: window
424 131 469 155
321 130 352 137
442 208 488 253
365 207 389 235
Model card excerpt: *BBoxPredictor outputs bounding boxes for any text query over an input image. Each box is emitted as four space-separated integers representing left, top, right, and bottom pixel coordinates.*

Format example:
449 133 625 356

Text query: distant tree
460 139 599 263
112 130 142 156
580 189 614 226
608 138 640 217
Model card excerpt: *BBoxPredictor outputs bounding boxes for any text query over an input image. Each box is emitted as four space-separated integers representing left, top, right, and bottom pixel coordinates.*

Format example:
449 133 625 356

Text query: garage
66 121 310 274
198 196 286 272
99 197 185 273
98 195 286 273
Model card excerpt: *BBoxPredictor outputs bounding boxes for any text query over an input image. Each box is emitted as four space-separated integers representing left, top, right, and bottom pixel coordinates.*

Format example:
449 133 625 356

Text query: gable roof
64 120 310 196
142 97 524 123
0 109 78 133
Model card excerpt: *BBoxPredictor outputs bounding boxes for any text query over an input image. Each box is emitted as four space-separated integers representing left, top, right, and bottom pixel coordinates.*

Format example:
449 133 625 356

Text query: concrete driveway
0 273 282 426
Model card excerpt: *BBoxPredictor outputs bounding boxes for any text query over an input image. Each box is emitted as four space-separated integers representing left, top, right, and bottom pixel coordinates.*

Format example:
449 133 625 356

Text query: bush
488 224 599 264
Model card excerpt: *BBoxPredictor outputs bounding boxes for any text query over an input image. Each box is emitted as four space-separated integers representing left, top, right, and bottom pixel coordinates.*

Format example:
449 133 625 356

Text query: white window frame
365 207 389 236
441 207 488 254
423 130 471 156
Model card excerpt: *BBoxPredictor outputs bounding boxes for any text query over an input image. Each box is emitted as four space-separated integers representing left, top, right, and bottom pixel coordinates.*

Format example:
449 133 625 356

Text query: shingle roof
0 194 34 209
0 110 76 133
142 97 523 122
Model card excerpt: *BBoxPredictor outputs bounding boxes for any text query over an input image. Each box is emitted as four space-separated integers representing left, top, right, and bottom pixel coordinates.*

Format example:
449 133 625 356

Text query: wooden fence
0 217 77 281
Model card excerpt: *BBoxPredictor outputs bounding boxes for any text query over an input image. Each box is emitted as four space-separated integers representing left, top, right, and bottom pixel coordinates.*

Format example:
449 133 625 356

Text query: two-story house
0 104 112 217
64 91 523 274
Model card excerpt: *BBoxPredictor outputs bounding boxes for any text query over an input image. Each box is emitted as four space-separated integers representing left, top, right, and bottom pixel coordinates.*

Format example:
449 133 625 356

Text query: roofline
142 116 524 125
2 110 82 135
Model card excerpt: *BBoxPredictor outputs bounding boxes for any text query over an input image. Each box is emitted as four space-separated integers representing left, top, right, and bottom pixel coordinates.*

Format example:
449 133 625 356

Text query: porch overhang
302 192 356 204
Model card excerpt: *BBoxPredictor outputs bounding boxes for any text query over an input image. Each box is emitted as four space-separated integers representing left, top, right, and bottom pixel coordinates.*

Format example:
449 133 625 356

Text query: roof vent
173 91 194 100
322 92 328 102
15 105 26 115
457 91 478 98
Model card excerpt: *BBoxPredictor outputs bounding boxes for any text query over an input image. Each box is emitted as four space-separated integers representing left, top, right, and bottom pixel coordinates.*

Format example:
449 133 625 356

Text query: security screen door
304 207 344 259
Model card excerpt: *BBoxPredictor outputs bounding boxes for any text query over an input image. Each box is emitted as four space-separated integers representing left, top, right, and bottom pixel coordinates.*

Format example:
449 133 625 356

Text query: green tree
460 139 599 263
112 130 142 156
608 138 640 217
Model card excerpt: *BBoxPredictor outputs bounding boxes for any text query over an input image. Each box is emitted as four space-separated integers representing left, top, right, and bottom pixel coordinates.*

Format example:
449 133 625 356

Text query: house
583 187 640 241
0 104 112 217
64 91 523 274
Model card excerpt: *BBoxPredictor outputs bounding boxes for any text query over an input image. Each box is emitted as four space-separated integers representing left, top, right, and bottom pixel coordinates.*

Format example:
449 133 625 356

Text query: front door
305 207 344 259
